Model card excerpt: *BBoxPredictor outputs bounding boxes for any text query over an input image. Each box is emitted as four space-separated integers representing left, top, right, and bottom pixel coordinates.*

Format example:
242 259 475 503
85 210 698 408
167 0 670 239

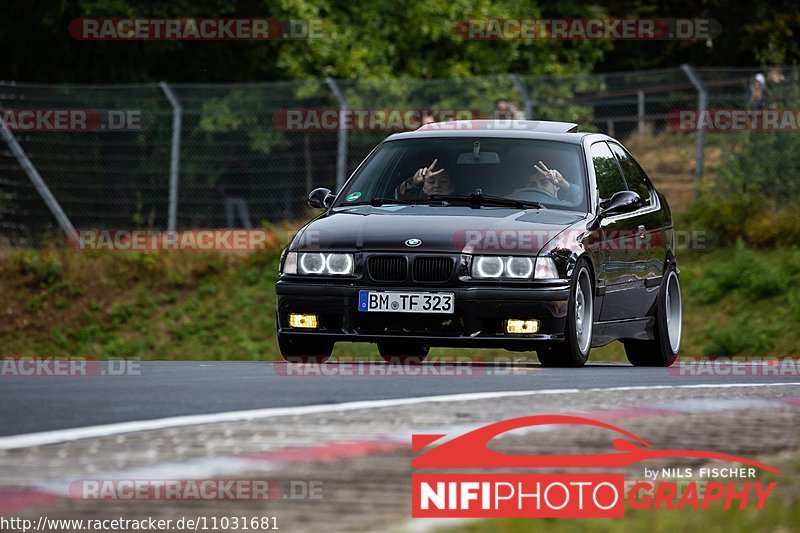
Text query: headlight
299 252 326 274
471 255 558 280
474 256 504 278
326 253 353 275
282 252 298 274
534 257 559 279
293 252 355 276
506 257 534 278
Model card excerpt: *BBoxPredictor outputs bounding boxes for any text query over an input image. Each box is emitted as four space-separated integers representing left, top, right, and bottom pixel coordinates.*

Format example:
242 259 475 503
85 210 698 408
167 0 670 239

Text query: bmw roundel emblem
405 238 422 247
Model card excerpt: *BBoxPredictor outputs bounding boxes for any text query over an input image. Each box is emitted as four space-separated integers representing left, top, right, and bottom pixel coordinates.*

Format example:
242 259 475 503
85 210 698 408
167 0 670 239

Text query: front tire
279 335 333 364
624 265 681 367
538 260 594 368
377 342 429 364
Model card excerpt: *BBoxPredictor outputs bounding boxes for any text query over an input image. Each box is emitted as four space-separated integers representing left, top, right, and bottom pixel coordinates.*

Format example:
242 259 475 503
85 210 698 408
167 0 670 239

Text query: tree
1 0 609 82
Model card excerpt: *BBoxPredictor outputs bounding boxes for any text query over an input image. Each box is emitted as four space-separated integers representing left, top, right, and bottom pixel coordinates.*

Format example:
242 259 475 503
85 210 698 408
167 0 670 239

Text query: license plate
358 291 454 314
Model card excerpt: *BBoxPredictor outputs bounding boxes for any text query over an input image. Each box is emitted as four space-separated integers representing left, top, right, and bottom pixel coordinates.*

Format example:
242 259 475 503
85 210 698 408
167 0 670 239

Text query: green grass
679 244 800 356
1 244 799 360
444 452 800 532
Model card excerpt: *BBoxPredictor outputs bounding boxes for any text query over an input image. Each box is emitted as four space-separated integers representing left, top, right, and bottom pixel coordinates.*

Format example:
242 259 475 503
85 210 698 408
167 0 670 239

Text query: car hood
291 205 586 254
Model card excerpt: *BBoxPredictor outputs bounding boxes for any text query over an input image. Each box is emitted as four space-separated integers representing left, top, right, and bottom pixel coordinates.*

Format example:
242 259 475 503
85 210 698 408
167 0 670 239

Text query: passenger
395 158 454 200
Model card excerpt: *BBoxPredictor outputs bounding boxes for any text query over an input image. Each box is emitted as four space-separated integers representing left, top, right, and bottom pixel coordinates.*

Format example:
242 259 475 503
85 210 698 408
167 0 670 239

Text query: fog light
289 313 319 328
506 319 539 334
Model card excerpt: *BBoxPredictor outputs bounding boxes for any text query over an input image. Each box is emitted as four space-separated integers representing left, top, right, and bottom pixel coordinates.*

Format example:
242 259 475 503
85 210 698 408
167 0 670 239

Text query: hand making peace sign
412 158 446 187
533 160 571 190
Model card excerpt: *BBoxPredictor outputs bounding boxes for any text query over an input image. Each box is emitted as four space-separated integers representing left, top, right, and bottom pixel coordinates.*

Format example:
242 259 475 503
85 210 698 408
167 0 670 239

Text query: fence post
637 90 645 134
159 82 182 231
509 74 534 119
325 77 348 191
0 108 76 238
680 64 706 201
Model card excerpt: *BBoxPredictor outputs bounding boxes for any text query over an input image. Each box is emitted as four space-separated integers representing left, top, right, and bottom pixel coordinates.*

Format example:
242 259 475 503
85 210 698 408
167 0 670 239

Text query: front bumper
276 280 571 350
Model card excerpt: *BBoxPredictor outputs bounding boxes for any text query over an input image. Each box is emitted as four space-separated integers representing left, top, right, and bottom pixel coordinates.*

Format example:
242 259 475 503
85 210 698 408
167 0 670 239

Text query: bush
691 82 800 245
16 250 63 286
743 208 800 248
717 130 800 202
705 316 774 355
680 196 800 248
690 242 788 304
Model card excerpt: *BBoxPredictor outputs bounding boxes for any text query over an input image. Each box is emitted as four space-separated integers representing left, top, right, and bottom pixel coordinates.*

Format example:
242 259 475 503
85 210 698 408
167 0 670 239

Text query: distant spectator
745 73 766 109
411 113 436 130
420 113 436 126
492 98 526 120
766 68 787 106
767 69 786 85
217 160 253 229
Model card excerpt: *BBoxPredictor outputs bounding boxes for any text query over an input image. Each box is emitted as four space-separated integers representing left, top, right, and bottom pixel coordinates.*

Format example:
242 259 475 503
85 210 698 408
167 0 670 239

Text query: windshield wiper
367 197 446 207
429 191 543 209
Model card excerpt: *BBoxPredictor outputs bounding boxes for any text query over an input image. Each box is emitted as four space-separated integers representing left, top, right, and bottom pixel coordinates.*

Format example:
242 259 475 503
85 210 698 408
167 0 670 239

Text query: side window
609 143 651 206
590 141 627 200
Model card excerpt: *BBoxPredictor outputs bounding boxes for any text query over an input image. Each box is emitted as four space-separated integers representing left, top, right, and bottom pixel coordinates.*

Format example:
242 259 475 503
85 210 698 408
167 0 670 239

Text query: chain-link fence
1 66 798 244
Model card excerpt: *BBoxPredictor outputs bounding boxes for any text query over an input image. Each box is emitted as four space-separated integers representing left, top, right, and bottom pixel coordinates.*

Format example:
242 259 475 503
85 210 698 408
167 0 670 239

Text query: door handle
637 224 646 239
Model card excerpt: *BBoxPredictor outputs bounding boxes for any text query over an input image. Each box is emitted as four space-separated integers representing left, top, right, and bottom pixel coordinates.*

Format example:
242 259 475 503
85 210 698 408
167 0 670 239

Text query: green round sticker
346 192 362 201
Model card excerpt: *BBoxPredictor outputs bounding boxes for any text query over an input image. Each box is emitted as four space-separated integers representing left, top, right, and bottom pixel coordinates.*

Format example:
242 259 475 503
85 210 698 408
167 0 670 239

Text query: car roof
385 120 591 144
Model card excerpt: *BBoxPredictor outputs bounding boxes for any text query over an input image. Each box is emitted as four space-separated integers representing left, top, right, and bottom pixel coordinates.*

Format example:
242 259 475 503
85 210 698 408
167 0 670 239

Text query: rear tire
279 335 333 364
624 265 681 367
377 342 429 364
538 260 593 368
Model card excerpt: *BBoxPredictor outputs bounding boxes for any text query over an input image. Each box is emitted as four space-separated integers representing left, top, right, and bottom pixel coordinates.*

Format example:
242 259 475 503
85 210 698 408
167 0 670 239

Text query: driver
395 158 454 200
518 160 572 202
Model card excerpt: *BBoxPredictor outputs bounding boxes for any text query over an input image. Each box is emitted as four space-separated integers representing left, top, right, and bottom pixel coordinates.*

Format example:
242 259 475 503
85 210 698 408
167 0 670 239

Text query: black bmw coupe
275 120 681 367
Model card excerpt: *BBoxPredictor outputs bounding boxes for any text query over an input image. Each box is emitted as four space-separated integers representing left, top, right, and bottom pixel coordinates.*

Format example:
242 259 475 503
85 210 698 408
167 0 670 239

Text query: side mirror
588 190 641 230
603 190 641 216
308 187 334 209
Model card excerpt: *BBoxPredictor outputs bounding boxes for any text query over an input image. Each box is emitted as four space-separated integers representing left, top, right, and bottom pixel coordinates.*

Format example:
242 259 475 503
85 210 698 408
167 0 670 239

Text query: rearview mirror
456 151 500 165
308 187 334 209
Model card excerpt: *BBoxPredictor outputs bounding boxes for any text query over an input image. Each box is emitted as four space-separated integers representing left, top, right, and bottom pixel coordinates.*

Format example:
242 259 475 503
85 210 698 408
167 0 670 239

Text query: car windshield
335 137 587 211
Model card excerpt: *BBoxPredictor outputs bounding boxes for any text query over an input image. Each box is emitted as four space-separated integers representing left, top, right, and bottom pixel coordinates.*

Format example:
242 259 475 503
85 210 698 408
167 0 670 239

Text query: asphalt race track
2 360 797 437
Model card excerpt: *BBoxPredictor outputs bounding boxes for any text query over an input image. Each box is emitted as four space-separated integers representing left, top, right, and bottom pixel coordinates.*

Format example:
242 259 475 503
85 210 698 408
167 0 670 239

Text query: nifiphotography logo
411 415 778 518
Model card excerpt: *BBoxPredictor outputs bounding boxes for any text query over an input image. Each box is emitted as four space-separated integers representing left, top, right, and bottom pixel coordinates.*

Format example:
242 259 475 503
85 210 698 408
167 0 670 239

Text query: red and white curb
1 393 797 515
